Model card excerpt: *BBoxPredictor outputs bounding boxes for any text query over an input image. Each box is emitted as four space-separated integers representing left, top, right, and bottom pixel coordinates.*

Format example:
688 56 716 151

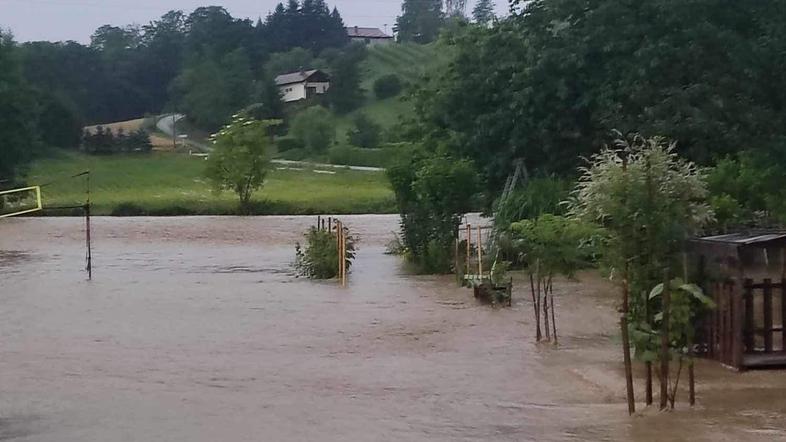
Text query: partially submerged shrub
384 232 406 255
294 227 355 279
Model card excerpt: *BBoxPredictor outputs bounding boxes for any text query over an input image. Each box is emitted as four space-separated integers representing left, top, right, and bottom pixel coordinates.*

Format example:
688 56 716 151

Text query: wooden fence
701 279 786 369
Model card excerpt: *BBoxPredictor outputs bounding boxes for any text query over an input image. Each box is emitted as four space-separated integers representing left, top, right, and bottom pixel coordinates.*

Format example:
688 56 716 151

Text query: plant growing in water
294 227 355 279
568 133 714 411
510 214 602 343
643 279 715 409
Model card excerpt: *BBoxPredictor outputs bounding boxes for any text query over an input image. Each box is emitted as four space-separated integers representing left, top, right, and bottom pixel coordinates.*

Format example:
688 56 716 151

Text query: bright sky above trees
1 0 508 43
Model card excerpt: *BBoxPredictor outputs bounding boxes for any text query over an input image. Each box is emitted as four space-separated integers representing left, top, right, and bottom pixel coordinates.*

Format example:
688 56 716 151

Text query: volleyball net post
1 171 92 280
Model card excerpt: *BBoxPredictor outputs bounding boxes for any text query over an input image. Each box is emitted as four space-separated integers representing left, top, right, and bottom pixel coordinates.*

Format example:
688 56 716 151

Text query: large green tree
205 116 278 211
171 48 253 130
261 0 348 54
326 42 367 114
472 0 495 26
0 33 40 181
396 0 444 43
408 0 786 203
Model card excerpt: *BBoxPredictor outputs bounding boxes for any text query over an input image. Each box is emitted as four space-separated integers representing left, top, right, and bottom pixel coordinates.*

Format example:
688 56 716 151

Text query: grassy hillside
333 42 452 142
27 151 395 216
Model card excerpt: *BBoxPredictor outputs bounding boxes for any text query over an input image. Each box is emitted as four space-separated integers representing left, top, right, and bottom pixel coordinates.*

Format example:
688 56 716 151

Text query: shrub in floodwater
294 227 355 279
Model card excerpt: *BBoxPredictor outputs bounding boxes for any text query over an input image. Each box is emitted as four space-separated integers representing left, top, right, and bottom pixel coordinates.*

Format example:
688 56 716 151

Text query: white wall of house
279 81 330 103
280 83 306 102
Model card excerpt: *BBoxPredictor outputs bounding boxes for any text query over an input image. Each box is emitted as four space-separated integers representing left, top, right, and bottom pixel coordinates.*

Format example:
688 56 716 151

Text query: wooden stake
543 276 551 341
550 286 557 344
535 259 542 341
683 252 694 406
622 262 635 415
646 362 653 406
660 269 671 410
477 225 482 277
341 228 347 287
336 221 342 282
530 272 541 341
466 224 471 276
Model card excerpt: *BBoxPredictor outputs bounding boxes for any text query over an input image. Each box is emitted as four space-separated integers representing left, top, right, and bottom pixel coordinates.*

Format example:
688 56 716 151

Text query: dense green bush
706 152 786 230
387 144 479 273
347 113 382 148
290 106 336 152
276 137 304 152
276 147 312 161
82 127 152 154
493 177 571 230
373 74 403 99
327 145 392 168
294 227 355 279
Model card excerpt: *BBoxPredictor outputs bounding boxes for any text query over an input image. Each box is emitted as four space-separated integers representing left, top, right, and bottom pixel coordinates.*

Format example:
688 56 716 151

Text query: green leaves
509 214 603 278
648 279 715 309
290 106 336 152
205 116 278 210
387 145 479 273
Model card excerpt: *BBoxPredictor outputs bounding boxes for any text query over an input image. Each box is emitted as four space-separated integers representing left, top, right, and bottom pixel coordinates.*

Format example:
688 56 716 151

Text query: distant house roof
346 26 392 39
274 69 329 86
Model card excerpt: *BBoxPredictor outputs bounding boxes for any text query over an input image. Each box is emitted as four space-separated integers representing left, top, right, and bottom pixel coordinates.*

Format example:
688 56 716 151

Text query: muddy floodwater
1 216 786 441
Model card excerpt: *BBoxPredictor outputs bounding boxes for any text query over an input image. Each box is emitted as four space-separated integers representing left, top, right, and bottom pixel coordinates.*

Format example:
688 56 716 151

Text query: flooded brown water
1 215 785 441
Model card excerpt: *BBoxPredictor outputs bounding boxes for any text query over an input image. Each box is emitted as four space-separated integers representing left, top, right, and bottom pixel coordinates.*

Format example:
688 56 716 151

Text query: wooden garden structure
690 231 786 369
456 222 512 306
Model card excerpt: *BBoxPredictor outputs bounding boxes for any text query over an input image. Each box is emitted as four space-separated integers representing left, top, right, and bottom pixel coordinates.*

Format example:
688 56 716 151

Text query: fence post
732 280 744 369
763 279 773 353
660 269 671 410
744 279 754 353
782 278 786 352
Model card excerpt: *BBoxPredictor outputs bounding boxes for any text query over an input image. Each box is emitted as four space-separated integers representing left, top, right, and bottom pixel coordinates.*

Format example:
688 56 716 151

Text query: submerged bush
294 227 355 279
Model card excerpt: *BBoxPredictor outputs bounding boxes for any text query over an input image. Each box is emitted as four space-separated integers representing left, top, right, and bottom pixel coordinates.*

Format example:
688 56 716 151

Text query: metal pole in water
85 170 92 281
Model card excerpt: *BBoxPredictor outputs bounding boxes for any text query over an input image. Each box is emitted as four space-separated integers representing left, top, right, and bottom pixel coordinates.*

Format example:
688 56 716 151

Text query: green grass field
27 151 395 216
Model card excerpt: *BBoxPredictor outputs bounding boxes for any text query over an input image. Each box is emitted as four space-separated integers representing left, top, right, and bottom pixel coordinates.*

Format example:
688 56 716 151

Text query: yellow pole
338 224 347 287
341 227 346 286
477 225 482 278
336 221 342 282
466 223 471 275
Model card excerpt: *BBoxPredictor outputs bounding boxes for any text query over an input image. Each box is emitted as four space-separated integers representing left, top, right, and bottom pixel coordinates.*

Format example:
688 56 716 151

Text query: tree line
387 0 786 273
1 1 362 182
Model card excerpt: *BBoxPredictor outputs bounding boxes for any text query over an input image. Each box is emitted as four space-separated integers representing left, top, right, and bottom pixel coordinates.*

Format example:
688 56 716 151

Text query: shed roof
346 26 392 39
693 231 786 247
275 69 325 86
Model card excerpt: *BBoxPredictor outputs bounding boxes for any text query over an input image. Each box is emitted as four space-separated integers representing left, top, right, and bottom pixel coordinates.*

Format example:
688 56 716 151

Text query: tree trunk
530 273 541 341
543 277 551 342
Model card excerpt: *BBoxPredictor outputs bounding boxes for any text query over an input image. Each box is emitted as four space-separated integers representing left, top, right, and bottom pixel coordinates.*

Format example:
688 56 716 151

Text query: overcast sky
0 0 508 43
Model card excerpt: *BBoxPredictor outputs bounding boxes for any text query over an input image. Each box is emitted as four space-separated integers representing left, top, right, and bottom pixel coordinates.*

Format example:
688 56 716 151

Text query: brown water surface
1 216 785 441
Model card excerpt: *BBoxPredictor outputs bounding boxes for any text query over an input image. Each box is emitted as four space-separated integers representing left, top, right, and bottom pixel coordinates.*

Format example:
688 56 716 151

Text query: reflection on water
0 216 784 441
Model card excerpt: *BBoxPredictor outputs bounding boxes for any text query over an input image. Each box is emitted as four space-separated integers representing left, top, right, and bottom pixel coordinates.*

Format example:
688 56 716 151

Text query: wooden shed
690 231 786 369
